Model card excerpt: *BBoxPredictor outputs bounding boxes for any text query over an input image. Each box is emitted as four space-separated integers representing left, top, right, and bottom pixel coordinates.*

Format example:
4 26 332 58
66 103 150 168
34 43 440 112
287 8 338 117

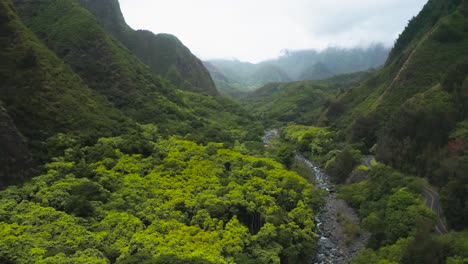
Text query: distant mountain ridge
206 45 389 97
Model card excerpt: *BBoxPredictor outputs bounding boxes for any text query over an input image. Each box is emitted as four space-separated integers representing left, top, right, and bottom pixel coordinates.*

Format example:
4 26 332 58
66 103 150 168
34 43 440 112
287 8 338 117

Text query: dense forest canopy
0 0 467 263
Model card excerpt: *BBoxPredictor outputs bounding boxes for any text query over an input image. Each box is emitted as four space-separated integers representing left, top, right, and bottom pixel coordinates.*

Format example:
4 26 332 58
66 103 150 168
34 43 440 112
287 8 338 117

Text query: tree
277 145 294 169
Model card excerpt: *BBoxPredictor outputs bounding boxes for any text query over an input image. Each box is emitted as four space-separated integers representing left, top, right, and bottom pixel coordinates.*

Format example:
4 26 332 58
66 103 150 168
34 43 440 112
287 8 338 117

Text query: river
263 130 369 264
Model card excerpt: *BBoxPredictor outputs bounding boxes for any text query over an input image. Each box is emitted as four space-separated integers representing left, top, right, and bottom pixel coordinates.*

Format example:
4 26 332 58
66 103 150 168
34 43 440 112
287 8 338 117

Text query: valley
0 0 467 263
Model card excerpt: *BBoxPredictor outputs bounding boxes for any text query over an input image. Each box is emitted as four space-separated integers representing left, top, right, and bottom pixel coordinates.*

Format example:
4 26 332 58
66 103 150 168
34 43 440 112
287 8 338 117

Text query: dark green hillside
76 0 218 96
0 103 32 182
327 0 467 132
13 0 181 116
388 0 463 62
12 0 255 142
0 0 129 147
243 71 375 127
319 0 468 231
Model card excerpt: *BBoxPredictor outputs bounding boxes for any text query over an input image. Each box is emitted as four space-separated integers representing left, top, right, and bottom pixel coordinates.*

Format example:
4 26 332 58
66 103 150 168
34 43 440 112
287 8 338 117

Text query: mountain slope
207 46 389 97
0 0 137 182
15 0 264 143
0 0 129 144
299 62 334 81
12 0 232 139
13 0 184 118
243 71 376 127
0 103 32 183
329 0 467 129
249 64 292 86
321 0 468 230
76 0 218 96
268 45 389 80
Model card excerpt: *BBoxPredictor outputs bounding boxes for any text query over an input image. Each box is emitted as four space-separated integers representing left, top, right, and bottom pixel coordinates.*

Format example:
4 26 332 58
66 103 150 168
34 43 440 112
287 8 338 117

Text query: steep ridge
322 0 468 231
0 0 129 147
327 0 467 129
3 0 261 178
13 0 184 119
12 0 237 140
76 0 218 96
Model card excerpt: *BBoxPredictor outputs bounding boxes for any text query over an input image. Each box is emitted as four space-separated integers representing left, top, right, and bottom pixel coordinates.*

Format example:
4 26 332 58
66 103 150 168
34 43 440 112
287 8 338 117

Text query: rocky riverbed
262 128 280 145
262 130 369 264
297 155 370 264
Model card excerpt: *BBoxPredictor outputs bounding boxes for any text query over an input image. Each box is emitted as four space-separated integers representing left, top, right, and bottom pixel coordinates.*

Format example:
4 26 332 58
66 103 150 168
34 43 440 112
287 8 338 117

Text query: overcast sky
119 0 427 63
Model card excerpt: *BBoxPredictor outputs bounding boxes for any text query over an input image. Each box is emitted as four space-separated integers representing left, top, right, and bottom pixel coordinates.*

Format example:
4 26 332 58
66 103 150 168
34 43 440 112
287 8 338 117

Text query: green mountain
12 0 254 142
203 62 250 99
0 0 131 149
327 0 467 130
242 71 376 127
202 60 262 98
206 45 389 97
299 62 334 81
77 0 218 96
0 0 264 183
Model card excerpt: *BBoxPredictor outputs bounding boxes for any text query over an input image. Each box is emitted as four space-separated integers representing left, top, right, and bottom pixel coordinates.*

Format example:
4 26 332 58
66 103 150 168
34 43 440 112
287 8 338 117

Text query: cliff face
77 0 219 96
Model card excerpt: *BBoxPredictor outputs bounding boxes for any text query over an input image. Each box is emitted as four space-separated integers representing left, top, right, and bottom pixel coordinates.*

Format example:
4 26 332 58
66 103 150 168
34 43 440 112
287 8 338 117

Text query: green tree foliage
339 165 468 263
338 166 433 247
0 135 321 263
282 126 335 157
277 145 294 169
325 149 361 183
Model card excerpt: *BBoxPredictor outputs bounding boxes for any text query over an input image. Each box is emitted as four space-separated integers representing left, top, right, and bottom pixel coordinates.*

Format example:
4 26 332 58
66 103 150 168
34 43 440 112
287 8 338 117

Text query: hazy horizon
119 0 427 63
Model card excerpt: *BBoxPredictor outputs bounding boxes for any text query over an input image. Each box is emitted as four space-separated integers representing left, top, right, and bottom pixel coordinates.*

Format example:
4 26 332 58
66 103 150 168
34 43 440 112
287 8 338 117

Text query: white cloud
118 0 427 62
